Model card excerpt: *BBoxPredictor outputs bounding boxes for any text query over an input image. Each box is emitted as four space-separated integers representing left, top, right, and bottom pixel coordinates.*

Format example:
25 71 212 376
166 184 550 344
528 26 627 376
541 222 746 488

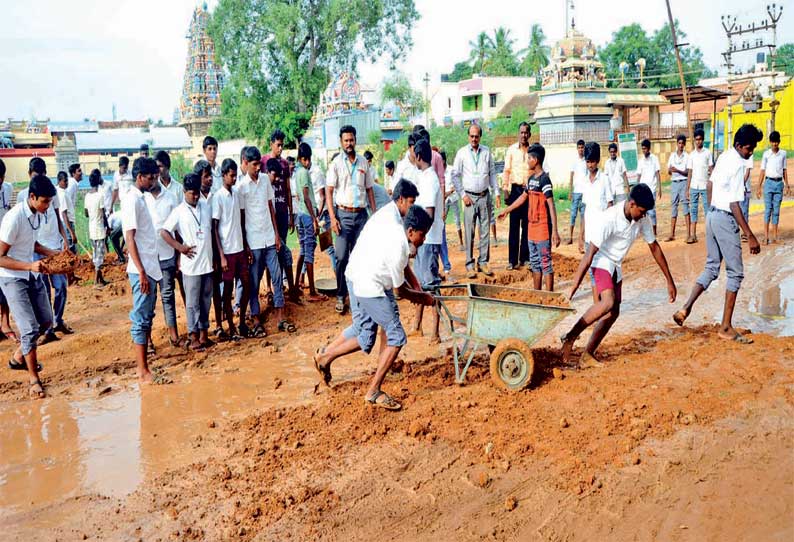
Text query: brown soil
481 287 570 307
38 250 79 275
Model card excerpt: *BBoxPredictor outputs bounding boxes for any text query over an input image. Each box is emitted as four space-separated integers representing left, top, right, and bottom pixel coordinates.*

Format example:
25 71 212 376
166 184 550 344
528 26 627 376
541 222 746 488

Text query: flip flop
307 294 328 302
29 379 45 399
722 333 753 344
366 390 401 411
251 324 267 338
335 301 345 314
0 329 19 343
278 320 297 333
313 347 332 386
8 359 42 372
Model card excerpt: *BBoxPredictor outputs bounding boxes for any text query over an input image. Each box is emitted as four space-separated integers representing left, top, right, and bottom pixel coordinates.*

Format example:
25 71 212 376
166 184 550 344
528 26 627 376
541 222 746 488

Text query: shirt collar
469 144 480 154
23 201 36 218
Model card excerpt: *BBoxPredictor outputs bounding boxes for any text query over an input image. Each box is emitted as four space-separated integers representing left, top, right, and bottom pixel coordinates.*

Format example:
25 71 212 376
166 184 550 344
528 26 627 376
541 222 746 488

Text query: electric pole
423 72 430 128
665 0 693 145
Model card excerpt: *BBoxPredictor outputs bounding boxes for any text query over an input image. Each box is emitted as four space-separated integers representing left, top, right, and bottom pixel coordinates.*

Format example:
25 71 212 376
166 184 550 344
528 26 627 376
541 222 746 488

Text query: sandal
237 324 251 339
1 329 19 343
29 379 46 399
307 293 328 302
189 343 206 352
313 347 332 386
147 342 156 356
251 324 267 338
335 300 346 314
169 337 187 348
9 358 42 372
200 338 216 349
365 390 401 411
278 320 297 333
721 332 754 344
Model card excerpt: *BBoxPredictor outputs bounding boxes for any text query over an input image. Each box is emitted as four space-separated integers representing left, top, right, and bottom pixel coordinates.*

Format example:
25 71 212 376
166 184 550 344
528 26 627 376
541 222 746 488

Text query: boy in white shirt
0 175 62 398
155 151 184 202
665 134 690 242
313 205 434 411
84 169 109 287
0 158 13 342
161 175 215 351
685 129 714 243
56 172 77 254
568 139 587 250
409 140 443 344
212 159 251 339
580 142 614 248
122 157 167 384
758 130 789 244
605 143 629 203
201 136 223 194
637 139 661 235
113 156 133 208
674 124 763 344
561 184 676 368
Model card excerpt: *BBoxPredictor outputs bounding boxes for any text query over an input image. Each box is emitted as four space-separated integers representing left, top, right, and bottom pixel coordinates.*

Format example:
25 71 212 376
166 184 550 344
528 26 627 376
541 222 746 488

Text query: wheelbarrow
435 283 574 391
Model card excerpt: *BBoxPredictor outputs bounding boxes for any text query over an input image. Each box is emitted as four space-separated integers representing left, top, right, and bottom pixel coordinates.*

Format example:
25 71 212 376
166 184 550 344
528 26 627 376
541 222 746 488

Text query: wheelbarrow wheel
489 338 534 392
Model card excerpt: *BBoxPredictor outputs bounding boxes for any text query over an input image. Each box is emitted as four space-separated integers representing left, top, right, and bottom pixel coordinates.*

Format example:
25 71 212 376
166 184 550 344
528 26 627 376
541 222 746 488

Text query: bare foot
407 328 424 338
717 328 754 344
313 347 332 386
672 308 689 327
138 370 155 384
560 333 575 364
428 335 440 346
664 236 675 242
579 352 605 369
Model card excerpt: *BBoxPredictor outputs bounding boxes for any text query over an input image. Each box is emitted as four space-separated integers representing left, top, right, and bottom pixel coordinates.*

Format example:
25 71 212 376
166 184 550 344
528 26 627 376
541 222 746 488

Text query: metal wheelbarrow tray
435 283 574 391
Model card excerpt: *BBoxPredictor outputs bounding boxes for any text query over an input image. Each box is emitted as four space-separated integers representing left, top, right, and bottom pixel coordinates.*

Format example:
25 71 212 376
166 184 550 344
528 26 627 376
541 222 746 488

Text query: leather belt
465 189 489 197
337 205 366 212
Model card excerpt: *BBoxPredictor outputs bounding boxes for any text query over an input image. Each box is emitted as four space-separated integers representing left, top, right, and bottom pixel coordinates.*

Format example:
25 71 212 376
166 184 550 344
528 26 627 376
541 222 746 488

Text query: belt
336 205 366 213
766 176 783 181
465 189 489 197
709 206 733 215
672 178 687 182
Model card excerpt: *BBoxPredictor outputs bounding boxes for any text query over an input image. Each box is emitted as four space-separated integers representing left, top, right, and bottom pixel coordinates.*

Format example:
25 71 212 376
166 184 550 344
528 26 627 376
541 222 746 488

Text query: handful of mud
38 251 79 275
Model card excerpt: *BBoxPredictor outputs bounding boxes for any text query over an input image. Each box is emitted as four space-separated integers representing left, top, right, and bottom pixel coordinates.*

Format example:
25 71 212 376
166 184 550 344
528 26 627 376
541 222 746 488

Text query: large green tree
208 0 416 144
380 71 424 117
468 32 494 75
484 27 520 76
519 23 550 78
598 21 714 88
774 43 794 76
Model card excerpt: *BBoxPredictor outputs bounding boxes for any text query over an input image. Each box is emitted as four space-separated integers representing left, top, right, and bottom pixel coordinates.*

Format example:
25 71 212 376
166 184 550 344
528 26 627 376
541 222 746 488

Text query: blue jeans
528 239 553 275
0 275 51 355
249 246 283 315
670 181 689 218
157 257 178 328
764 178 784 225
319 210 337 270
415 243 442 289
296 213 317 264
276 212 293 288
570 193 584 226
440 227 452 272
129 273 157 345
689 189 708 223
343 280 406 354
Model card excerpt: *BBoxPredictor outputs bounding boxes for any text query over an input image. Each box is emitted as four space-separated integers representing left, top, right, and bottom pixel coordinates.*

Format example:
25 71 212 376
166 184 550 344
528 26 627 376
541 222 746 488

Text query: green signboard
618 132 639 184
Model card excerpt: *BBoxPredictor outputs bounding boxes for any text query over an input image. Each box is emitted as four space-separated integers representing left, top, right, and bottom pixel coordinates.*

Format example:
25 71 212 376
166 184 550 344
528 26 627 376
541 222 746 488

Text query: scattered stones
504 496 518 511
408 421 429 438
273 378 283 390
484 442 494 456
207 420 216 429
97 386 112 397
560 417 570 429
477 471 490 488
630 454 641 465
552 368 564 379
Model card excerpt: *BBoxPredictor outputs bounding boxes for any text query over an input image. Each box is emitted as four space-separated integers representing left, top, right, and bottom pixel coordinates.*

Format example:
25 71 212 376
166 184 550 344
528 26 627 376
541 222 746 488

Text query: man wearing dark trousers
503 122 531 270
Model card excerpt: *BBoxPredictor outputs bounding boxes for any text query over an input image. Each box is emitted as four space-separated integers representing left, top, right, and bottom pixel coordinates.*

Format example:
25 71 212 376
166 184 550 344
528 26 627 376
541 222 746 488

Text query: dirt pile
483 287 570 307
38 250 79 274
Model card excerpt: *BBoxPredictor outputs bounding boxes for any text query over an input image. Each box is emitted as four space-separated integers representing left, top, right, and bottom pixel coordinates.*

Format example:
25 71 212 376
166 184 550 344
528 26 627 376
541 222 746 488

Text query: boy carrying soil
673 124 763 343
561 184 676 369
0 175 63 398
313 203 434 411
498 143 561 291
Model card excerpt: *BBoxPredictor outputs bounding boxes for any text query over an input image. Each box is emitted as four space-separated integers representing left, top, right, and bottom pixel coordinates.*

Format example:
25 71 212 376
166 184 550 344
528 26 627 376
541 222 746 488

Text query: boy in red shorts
560 184 676 369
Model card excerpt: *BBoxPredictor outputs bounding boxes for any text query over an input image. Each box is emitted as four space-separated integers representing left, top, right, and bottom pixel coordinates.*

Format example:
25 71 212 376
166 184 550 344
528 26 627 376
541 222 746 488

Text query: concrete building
429 76 536 126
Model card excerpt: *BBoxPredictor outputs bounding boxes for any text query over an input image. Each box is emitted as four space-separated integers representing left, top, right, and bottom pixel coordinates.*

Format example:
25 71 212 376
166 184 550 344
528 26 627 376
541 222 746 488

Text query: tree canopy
208 0 416 144
447 26 549 81
774 43 794 76
380 72 425 117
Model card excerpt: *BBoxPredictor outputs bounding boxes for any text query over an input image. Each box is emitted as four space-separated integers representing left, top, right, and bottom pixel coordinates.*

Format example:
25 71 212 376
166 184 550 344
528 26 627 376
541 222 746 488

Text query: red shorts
222 251 250 282
591 267 622 304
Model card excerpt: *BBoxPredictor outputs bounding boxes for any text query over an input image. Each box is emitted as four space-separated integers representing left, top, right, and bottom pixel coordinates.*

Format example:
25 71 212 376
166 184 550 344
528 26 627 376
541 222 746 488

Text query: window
489 93 497 108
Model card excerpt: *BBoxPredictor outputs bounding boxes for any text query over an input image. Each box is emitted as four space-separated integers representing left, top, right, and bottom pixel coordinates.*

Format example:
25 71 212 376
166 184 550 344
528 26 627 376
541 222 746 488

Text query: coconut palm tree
486 27 520 76
520 24 551 78
468 32 494 75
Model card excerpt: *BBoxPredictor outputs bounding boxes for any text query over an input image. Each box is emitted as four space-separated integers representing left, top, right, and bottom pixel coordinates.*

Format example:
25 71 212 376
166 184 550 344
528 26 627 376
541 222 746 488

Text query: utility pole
665 0 693 145
423 72 430 128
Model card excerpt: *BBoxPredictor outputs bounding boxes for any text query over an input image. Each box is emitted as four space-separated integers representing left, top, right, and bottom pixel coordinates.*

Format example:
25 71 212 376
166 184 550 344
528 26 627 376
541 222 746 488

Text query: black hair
339 125 356 138
629 183 655 211
139 143 149 152
734 124 763 147
270 129 286 143
221 158 238 175
183 173 202 193
694 128 705 139
608 142 618 151
439 151 446 165
403 204 433 233
286 156 295 163
407 132 418 147
202 135 218 149
265 158 282 175
240 145 249 160
641 138 651 149
583 141 601 163
769 130 781 143
576 139 585 147
412 124 426 132
519 121 530 132
0 158 5 179
29 174 57 199
385 160 395 170
244 146 261 163
414 139 432 164
57 171 68 183
414 127 430 144
29 157 46 175
468 124 482 136
676 134 686 143
68 163 81 176
363 150 374 161
119 156 130 167
155 150 171 169
298 142 312 160
89 169 103 188
330 152 339 162
132 157 158 178
527 143 545 166
193 159 211 177
392 179 419 201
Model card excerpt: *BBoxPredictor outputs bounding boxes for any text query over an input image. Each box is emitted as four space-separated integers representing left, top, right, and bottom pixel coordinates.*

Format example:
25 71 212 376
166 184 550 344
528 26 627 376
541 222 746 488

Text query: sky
0 0 791 123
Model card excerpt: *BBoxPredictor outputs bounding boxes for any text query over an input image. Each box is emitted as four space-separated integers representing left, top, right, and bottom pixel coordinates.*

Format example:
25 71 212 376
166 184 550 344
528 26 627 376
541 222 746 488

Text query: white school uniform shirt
582 170 614 242
761 149 787 178
394 153 419 186
160 177 184 202
450 144 497 197
687 148 713 191
0 182 14 224
0 202 43 279
38 205 63 251
416 166 444 245
589 204 655 282
84 190 107 241
237 173 276 250
345 203 409 298
605 157 627 196
384 174 395 192
115 170 134 201
211 185 245 255
710 148 747 213
56 186 74 223
667 150 689 181
204 160 222 194
163 200 213 276
637 153 660 195
66 177 79 219
570 156 588 194
326 152 375 208
121 186 163 281
144 187 179 262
